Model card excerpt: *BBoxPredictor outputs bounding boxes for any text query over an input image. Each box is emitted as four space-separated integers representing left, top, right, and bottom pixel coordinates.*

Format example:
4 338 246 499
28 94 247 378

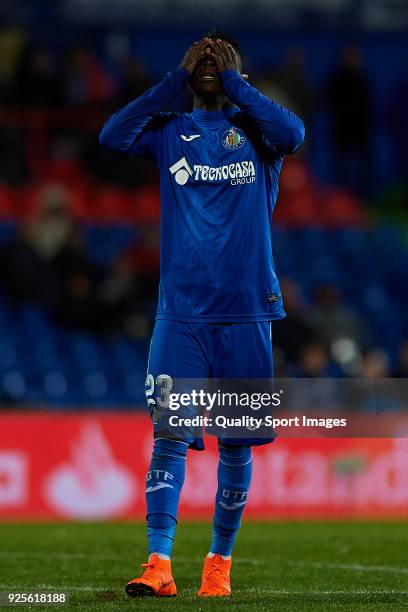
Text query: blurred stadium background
0 0 407 522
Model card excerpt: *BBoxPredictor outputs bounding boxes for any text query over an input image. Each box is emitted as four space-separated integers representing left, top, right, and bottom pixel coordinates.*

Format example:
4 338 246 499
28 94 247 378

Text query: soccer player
99 31 304 597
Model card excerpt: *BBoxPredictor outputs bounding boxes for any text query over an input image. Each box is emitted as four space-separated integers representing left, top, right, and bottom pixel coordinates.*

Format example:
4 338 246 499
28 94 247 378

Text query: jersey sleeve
220 70 305 156
99 67 190 164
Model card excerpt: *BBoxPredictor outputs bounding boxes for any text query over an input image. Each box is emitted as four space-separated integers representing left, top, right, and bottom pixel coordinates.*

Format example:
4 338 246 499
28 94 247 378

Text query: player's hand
180 38 212 76
208 39 248 79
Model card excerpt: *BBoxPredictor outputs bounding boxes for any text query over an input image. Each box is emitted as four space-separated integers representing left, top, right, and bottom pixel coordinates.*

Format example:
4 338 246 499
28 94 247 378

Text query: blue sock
146 438 187 558
210 443 252 557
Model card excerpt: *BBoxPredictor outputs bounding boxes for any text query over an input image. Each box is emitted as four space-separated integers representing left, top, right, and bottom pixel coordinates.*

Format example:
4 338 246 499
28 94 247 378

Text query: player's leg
126 438 187 597
198 322 272 597
126 320 210 597
144 321 209 566
198 441 252 596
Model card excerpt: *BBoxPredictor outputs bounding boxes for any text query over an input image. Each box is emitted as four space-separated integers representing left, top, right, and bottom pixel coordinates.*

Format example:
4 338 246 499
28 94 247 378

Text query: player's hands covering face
207 39 248 79
180 38 213 75
180 38 248 80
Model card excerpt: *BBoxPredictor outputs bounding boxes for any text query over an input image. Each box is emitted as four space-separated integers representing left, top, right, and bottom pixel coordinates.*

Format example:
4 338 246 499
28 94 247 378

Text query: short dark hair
205 29 242 59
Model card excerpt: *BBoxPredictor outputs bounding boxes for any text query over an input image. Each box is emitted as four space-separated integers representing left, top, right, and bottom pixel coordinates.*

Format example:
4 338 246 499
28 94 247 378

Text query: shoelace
140 561 157 576
141 562 155 569
205 562 228 582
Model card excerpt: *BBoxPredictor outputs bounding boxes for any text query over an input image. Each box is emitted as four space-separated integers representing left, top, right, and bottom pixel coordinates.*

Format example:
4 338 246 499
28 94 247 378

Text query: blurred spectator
288 342 342 411
0 124 27 182
0 28 26 104
326 46 372 196
308 284 370 349
12 42 63 106
330 337 362 376
254 67 292 112
393 340 408 378
64 46 116 107
1 185 74 305
24 185 74 258
126 225 160 301
1 184 103 331
273 278 316 363
79 53 152 185
118 56 152 105
361 348 391 378
51 223 101 331
274 48 313 128
97 256 141 333
0 186 162 335
87 225 160 336
255 49 312 133
293 342 336 377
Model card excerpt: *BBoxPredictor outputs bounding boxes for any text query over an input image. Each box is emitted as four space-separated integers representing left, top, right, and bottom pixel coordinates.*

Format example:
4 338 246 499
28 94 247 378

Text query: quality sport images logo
169 156 256 186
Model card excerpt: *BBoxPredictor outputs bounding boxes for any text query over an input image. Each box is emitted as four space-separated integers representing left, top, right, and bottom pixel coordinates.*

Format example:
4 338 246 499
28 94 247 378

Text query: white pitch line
1 552 406 575
291 560 408 575
37 584 110 592
0 584 407 596
0 584 111 593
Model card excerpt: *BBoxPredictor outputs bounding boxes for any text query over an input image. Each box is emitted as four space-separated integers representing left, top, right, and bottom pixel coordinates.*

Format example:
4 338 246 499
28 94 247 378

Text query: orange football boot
197 554 232 597
125 553 177 597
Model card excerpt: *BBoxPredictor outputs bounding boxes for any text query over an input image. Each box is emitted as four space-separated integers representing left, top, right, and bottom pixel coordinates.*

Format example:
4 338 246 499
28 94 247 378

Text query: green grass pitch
0 521 407 611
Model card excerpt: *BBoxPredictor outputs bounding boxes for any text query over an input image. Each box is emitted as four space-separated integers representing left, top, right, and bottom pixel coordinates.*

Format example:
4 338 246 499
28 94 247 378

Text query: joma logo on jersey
169 156 256 186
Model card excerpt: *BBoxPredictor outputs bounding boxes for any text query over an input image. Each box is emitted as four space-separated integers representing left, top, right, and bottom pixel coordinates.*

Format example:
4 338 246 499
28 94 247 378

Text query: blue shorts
145 320 275 450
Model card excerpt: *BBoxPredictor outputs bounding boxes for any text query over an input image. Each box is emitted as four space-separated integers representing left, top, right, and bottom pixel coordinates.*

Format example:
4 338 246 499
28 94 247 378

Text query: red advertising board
0 411 407 520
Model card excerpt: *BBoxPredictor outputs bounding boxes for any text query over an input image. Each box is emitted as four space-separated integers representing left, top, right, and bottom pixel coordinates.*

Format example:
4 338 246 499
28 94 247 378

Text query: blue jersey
100 68 304 323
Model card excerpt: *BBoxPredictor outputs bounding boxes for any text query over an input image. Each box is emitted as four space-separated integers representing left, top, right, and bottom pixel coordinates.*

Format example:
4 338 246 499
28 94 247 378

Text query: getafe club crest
222 127 246 150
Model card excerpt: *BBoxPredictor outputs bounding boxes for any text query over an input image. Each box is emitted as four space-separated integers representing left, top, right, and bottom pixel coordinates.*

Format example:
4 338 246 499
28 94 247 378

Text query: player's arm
211 40 305 155
99 40 209 161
